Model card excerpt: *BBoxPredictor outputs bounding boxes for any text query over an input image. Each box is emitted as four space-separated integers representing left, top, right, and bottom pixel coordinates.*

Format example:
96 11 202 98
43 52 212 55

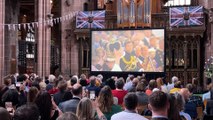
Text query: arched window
84 2 88 11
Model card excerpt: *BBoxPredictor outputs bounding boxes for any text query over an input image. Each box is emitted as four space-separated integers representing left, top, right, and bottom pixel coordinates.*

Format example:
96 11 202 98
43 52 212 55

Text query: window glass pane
193 49 197 68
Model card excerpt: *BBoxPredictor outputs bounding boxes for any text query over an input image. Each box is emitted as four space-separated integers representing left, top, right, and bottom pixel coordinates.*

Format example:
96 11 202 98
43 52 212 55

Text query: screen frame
90 28 166 74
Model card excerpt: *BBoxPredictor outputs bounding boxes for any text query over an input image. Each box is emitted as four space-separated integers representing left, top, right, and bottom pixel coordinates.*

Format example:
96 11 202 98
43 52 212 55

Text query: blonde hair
76 98 94 120
156 77 164 89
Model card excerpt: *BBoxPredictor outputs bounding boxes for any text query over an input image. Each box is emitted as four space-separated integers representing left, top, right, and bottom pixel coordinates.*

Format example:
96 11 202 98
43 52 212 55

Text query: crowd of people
0 73 212 120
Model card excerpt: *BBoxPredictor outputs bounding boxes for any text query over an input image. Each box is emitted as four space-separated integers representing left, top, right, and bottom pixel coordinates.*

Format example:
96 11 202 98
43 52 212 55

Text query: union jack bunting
76 10 105 29
170 6 204 27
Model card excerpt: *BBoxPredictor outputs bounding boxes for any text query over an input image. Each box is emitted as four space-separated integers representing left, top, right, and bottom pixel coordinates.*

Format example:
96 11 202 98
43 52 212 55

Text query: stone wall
0 0 5 84
61 0 87 77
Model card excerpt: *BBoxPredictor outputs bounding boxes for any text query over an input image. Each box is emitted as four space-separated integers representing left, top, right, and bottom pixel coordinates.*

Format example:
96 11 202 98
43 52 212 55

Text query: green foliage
204 57 213 78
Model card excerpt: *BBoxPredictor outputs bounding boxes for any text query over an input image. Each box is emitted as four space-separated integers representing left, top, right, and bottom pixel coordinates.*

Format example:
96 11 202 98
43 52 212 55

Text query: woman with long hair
27 87 39 103
35 91 61 120
76 97 95 120
97 86 122 120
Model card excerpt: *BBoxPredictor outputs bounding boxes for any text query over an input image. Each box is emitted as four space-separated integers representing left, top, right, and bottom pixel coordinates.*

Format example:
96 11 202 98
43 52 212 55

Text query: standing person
168 94 182 120
145 79 157 96
169 81 182 94
53 80 67 105
13 104 40 120
112 78 127 106
148 91 170 120
86 76 101 97
76 98 96 120
0 107 12 120
57 112 78 120
59 83 82 113
179 88 196 119
123 74 134 91
0 76 12 106
35 92 61 120
156 77 168 93
46 74 56 91
175 92 192 120
27 87 39 103
111 93 148 120
205 89 213 115
167 76 179 92
97 86 122 120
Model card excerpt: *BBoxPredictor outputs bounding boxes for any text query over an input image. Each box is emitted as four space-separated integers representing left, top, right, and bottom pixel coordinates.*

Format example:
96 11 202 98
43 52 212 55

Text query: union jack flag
76 10 105 29
170 6 204 27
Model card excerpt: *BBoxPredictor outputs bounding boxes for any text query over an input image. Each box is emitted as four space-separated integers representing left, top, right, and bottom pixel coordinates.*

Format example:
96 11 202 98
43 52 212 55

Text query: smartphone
89 91 95 100
5 102 13 113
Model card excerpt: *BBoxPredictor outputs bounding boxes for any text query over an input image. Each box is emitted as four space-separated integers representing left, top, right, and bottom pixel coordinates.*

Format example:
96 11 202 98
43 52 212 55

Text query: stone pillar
4 0 19 75
37 0 51 77
0 0 5 84
200 0 213 86
183 39 188 85
199 0 213 59
61 0 87 76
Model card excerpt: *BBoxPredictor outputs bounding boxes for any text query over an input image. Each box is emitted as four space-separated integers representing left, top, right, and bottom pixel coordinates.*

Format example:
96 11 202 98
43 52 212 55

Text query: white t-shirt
111 111 148 120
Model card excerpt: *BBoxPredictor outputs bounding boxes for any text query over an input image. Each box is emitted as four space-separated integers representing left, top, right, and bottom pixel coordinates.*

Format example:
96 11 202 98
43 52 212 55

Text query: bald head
179 88 190 101
132 78 139 87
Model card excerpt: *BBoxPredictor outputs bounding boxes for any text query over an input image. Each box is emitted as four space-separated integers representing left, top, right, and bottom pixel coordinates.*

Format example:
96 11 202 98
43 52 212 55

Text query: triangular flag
35 22 38 27
61 16 64 21
53 19 57 24
68 14 71 19
18 24 21 30
56 18 60 23
32 22 35 28
23 24 26 30
8 24 11 30
66 15 69 20
27 23 30 30
13 24 16 31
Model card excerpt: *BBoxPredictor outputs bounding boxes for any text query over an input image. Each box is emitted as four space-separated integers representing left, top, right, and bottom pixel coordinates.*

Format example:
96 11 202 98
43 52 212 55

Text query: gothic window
25 29 35 59
84 2 88 11
171 39 186 68
82 39 90 68
164 0 191 6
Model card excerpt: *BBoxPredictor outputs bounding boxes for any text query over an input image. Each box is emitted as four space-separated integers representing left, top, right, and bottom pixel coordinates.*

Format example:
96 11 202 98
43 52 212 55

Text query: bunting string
0 11 79 31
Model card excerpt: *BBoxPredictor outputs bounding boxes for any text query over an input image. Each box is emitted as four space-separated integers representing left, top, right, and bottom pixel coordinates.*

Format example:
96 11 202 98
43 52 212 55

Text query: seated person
148 91 170 120
111 93 148 120
206 89 213 115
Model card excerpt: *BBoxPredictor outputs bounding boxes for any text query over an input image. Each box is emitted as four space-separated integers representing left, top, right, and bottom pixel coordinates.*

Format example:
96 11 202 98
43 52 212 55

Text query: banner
76 10 105 29
170 6 204 27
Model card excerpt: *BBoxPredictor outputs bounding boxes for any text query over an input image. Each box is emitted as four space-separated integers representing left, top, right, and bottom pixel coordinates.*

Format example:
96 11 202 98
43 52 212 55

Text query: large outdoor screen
91 29 165 72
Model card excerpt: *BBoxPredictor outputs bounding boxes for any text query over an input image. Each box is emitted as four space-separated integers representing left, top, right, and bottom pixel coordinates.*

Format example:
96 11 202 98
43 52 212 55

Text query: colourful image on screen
91 29 165 72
